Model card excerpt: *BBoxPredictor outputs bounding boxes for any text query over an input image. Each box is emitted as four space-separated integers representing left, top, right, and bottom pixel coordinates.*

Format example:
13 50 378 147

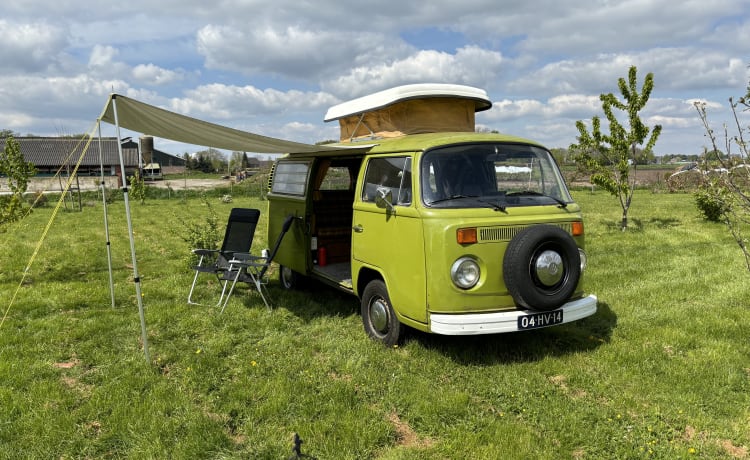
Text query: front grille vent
478 223 573 242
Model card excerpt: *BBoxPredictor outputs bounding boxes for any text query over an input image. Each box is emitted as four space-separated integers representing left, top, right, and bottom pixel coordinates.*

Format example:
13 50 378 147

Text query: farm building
0 135 185 177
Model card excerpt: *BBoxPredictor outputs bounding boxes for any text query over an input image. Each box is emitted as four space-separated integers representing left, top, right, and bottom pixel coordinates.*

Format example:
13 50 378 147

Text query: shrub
26 190 48 208
694 182 729 222
128 171 146 204
173 196 221 268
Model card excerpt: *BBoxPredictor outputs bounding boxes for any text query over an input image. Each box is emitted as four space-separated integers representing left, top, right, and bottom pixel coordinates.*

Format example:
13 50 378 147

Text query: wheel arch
355 266 384 298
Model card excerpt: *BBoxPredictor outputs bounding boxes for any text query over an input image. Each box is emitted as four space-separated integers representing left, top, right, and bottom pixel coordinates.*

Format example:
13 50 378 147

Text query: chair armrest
192 248 220 256
229 252 268 267
230 252 262 261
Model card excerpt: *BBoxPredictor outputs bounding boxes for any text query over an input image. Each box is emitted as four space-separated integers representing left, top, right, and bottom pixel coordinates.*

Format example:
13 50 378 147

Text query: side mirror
375 188 395 212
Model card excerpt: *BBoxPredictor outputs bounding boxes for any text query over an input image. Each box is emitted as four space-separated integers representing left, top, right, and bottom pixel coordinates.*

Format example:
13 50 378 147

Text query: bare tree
694 95 750 271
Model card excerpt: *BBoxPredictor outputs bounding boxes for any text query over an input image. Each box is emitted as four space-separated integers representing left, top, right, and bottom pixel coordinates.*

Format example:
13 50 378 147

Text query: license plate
518 309 563 330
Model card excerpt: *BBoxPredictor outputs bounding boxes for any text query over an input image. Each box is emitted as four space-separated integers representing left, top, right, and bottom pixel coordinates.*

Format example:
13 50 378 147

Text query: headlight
579 248 587 272
451 257 480 289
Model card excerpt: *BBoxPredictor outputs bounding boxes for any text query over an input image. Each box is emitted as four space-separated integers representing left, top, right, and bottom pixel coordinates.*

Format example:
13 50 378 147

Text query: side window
271 161 310 196
362 157 412 206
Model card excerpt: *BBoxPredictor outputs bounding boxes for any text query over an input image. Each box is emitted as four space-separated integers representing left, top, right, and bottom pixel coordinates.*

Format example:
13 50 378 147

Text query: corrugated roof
0 137 140 167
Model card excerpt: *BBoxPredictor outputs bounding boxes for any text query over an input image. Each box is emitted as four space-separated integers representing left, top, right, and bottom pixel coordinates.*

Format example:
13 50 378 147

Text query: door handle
352 224 363 233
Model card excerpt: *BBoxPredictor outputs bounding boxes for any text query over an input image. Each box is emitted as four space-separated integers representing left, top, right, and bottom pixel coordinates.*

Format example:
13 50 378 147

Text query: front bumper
429 294 598 335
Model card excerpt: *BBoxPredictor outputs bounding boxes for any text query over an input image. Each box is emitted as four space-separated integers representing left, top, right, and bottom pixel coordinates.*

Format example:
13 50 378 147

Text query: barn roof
0 137 139 167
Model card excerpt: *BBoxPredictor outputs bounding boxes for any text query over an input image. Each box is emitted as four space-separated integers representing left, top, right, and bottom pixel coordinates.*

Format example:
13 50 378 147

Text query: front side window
362 156 412 206
421 143 572 209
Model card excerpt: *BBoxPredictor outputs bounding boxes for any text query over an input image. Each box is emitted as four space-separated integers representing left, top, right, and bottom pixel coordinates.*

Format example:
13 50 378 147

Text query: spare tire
503 225 581 311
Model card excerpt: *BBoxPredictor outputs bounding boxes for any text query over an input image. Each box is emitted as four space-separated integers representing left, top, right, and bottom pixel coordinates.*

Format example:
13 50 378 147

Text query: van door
351 155 427 324
267 160 312 276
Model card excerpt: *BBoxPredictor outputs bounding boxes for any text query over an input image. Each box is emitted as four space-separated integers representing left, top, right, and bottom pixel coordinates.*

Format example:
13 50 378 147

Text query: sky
1 0 749 158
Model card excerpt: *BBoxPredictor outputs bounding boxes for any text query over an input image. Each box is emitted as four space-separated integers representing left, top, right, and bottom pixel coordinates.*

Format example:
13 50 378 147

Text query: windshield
421 143 572 209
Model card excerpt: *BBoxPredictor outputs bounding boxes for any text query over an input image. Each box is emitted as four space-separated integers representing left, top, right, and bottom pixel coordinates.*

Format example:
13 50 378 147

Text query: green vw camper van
266 84 597 345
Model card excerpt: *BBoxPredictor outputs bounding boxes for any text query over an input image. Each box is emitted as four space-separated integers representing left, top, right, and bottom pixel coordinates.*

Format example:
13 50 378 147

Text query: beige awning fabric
98 93 372 154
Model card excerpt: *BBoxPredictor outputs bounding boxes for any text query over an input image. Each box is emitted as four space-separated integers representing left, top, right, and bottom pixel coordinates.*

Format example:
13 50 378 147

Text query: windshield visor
421 143 572 209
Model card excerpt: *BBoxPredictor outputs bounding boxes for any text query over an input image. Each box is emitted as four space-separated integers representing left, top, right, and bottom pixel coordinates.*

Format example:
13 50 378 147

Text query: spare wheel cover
503 225 581 311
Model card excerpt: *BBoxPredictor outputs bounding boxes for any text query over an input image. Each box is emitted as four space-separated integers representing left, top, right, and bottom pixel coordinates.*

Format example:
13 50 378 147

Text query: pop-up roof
324 83 492 142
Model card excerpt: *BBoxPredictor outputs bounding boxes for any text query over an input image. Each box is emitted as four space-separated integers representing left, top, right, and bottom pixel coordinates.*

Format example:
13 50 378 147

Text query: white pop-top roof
324 83 492 122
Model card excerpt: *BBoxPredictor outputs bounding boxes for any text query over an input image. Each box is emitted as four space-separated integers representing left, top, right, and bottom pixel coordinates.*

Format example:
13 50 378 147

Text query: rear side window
319 166 354 191
362 157 412 206
270 161 311 196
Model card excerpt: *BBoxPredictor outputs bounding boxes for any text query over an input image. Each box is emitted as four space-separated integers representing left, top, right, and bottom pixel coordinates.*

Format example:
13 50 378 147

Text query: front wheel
361 280 404 347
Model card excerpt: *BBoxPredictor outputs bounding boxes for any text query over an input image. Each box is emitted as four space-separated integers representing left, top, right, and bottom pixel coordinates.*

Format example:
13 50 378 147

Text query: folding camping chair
187 209 295 312
187 208 261 311
225 214 295 311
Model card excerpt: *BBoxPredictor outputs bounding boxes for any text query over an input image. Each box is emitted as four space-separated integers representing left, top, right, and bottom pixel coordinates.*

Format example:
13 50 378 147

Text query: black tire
279 265 302 290
503 225 581 311
361 280 404 346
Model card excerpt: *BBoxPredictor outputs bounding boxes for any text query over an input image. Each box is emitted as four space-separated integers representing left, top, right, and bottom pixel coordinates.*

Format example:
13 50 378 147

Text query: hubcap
369 298 389 333
534 249 564 286
281 266 292 287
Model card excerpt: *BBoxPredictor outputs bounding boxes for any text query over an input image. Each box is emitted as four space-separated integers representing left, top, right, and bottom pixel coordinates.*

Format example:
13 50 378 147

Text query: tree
0 135 37 228
182 152 194 171
128 169 146 205
694 90 750 271
229 151 246 174
0 129 20 139
570 66 662 230
194 148 227 173
549 148 570 165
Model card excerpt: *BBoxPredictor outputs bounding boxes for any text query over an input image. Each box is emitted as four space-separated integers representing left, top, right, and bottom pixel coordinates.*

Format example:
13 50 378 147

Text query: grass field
0 186 748 459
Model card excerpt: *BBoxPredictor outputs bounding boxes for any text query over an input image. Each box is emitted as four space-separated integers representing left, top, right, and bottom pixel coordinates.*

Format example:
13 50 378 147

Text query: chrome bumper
429 294 598 335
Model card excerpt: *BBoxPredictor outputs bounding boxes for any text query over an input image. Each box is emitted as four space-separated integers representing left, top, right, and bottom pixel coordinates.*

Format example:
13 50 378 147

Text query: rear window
270 161 311 196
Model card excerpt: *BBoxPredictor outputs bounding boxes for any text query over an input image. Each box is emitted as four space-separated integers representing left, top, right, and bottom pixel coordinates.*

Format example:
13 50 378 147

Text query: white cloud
132 64 185 86
0 112 34 129
196 24 407 81
506 47 748 100
0 20 69 73
325 46 503 98
485 94 599 122
168 84 338 120
88 45 119 68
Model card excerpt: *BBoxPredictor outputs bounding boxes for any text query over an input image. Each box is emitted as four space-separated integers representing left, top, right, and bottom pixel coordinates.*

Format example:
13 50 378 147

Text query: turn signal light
572 221 584 236
457 228 477 244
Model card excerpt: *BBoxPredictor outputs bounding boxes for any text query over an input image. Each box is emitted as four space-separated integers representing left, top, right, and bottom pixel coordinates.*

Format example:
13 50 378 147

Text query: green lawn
0 188 748 459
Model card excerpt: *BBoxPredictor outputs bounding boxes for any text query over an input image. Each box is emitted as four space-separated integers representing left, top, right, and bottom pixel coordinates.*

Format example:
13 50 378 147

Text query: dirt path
11 177 232 193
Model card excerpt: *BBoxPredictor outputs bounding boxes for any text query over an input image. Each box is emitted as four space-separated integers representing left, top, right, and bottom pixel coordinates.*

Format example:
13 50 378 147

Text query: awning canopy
98 93 373 155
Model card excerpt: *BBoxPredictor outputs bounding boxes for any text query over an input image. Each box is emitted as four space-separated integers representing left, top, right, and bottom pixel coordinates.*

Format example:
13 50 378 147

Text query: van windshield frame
420 143 572 209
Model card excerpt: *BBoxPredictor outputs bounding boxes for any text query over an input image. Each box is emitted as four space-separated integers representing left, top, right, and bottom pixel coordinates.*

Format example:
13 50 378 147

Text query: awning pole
97 122 116 309
111 95 150 363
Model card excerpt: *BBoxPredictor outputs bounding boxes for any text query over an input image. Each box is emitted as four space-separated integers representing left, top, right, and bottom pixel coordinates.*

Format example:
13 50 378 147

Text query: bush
173 196 221 268
26 190 48 208
694 184 729 222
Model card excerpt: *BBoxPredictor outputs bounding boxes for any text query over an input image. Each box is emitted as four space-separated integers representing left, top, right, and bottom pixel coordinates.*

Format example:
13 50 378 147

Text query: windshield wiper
428 195 507 212
506 190 568 208
428 194 472 205
477 197 507 212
